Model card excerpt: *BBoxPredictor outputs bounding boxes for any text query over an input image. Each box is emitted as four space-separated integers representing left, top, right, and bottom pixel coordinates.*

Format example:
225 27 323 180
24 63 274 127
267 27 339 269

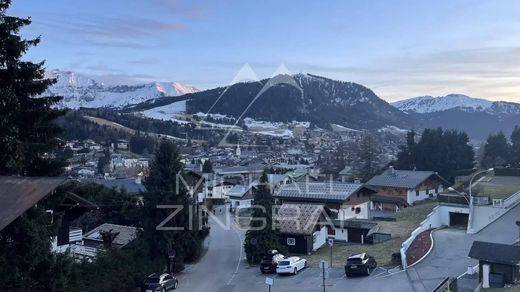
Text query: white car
276 256 307 275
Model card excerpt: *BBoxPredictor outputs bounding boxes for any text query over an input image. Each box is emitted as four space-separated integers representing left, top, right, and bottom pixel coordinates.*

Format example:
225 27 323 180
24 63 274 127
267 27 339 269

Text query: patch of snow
392 94 493 113
141 101 190 124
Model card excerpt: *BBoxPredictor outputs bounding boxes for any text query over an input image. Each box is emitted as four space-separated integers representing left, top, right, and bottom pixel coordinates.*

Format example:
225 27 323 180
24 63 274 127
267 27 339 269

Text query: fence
437 194 469 205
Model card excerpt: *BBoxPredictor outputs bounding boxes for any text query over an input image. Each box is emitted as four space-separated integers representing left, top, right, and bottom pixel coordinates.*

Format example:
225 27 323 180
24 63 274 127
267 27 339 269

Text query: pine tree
481 131 510 168
510 126 520 167
396 128 474 180
396 130 416 170
0 0 66 176
0 2 67 289
142 140 202 272
354 134 380 182
202 159 213 173
244 171 283 264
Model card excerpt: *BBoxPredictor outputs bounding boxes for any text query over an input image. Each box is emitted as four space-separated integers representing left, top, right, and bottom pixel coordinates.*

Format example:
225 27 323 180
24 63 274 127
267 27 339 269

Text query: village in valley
2 1 520 291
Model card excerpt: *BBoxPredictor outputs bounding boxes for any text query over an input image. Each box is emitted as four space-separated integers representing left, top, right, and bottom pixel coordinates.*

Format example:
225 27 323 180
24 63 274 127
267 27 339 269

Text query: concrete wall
469 191 520 233
400 205 469 269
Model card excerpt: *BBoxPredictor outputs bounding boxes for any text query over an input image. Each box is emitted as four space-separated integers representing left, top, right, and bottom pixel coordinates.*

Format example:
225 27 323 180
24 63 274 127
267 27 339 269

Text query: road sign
168 249 176 259
328 238 334 247
265 277 274 286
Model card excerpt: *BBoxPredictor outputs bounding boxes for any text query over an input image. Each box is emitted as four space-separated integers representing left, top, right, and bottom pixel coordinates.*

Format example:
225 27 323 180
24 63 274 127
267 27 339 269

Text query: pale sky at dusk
9 0 520 102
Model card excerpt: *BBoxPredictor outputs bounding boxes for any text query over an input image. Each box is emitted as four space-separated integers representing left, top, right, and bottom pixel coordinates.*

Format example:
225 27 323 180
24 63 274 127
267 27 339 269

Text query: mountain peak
43 69 198 109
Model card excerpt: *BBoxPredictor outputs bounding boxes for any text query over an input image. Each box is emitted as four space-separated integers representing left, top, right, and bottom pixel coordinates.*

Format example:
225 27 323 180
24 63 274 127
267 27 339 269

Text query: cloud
296 46 520 102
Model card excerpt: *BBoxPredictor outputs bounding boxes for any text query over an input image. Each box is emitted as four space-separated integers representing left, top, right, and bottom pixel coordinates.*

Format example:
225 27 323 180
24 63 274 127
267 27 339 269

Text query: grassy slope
305 201 438 267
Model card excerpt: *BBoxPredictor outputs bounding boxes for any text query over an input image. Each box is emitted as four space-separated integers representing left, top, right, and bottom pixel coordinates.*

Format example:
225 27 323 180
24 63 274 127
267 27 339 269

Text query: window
416 190 419 196
287 238 296 246
355 207 361 214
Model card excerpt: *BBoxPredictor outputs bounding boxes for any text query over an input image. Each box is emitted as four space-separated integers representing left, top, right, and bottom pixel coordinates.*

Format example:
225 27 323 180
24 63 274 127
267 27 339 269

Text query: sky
8 0 520 102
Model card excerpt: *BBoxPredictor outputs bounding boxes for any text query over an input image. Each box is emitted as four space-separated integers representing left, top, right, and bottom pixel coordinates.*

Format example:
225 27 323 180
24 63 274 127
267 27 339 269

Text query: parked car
344 253 377 277
276 256 307 275
142 273 178 292
260 250 285 274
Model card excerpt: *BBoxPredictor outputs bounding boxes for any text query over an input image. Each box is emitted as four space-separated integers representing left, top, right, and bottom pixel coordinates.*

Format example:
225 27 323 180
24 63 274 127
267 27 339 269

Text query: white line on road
226 213 244 286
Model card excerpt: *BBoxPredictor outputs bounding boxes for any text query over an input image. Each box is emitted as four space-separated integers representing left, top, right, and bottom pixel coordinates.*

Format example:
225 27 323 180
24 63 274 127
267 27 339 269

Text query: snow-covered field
141 100 190 124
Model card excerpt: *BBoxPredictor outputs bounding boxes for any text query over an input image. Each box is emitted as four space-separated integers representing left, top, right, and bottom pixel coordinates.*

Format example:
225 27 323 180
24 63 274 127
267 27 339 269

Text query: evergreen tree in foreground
244 171 283 264
0 0 65 176
0 1 67 289
143 140 203 272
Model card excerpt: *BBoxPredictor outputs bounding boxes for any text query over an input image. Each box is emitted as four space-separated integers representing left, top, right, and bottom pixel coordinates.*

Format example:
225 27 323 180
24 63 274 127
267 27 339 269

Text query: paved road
411 203 520 291
175 205 417 292
176 203 519 291
175 205 245 292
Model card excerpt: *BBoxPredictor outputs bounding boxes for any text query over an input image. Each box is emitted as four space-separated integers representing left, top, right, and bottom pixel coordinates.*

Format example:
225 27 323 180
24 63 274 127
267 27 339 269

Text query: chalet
366 167 450 212
115 139 129 150
227 174 289 210
56 223 139 259
338 165 354 183
274 182 376 220
276 203 327 254
469 241 520 288
0 176 97 246
228 183 256 210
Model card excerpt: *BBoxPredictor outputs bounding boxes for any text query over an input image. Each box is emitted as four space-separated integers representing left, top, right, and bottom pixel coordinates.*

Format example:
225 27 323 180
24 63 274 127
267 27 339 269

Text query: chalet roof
366 168 449 189
0 176 68 231
227 183 257 199
469 241 520 265
274 182 372 203
276 203 324 235
339 166 353 176
83 223 139 247
215 165 264 175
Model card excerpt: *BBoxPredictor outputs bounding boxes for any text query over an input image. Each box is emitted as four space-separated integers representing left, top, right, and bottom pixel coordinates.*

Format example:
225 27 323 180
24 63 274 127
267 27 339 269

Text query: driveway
411 203 520 291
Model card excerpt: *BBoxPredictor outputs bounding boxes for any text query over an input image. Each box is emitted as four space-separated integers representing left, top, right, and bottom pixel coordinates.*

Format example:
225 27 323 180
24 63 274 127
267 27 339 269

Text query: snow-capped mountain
44 69 198 109
391 94 493 113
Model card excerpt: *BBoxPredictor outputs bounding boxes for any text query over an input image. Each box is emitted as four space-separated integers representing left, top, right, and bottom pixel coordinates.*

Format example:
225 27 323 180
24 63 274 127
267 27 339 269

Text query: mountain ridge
43 69 198 109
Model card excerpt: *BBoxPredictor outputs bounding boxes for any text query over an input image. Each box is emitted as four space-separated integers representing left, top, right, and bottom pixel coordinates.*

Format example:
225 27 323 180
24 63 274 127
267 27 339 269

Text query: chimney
388 166 396 175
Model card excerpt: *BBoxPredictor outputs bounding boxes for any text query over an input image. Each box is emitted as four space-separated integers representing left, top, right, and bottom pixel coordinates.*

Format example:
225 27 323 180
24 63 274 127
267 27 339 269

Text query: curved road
176 205 245 292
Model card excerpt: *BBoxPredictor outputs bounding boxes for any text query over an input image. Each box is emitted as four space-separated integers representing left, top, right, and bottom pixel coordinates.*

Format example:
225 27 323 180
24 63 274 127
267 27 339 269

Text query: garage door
347 228 368 243
449 212 469 228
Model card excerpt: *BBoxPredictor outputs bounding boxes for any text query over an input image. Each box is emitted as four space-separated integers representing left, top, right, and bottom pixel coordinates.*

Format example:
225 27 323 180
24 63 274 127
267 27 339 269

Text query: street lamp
467 168 494 234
